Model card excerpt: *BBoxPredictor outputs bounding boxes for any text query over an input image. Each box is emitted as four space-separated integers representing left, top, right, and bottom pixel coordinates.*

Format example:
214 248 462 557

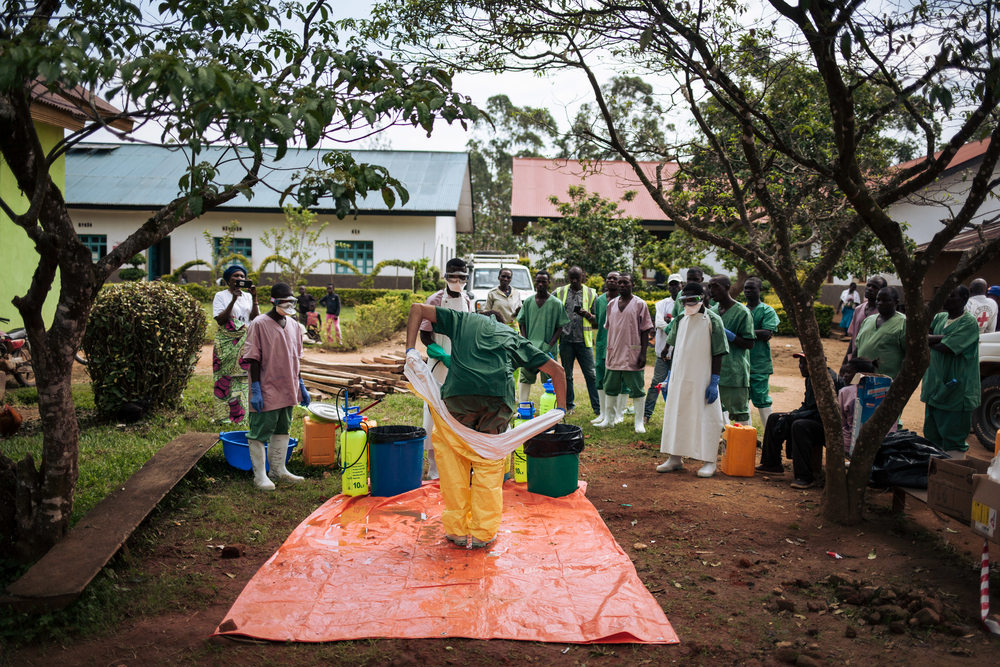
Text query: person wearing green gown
516 270 570 402
853 287 907 380
590 271 619 424
744 277 780 429
920 285 981 457
708 275 756 426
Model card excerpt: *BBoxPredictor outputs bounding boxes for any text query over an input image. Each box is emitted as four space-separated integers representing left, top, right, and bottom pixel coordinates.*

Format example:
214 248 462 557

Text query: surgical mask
684 302 702 316
273 298 297 316
446 278 467 291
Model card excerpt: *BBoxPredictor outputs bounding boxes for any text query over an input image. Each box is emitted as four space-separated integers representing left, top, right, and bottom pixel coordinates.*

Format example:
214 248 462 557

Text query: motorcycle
0 317 35 388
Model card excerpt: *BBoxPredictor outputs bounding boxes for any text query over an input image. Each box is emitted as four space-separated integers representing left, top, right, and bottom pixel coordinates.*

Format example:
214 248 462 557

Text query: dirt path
11 334 999 667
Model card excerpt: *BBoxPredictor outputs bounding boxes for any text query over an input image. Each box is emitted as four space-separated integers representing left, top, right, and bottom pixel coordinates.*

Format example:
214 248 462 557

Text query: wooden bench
1 432 219 613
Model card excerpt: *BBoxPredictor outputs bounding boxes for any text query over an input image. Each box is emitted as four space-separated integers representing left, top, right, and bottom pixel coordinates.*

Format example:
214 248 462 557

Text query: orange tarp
215 481 678 644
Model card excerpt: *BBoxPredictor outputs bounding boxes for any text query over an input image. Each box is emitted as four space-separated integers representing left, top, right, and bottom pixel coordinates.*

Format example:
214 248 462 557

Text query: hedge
149 284 431 307
775 303 834 338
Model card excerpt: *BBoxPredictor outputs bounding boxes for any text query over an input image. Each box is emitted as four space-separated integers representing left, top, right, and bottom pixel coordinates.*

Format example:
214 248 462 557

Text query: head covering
989 286 1000 299
668 273 683 284
223 265 246 282
681 282 705 296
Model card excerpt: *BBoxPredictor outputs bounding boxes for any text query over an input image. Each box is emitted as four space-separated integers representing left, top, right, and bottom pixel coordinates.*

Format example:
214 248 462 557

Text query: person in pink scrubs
243 282 311 491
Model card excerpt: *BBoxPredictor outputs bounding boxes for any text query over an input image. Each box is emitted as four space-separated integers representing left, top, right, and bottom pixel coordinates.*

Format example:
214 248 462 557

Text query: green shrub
774 303 834 337
340 293 417 350
83 282 207 417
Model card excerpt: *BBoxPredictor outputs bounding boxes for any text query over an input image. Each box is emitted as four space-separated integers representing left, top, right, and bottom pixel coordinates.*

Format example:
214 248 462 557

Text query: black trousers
760 413 825 482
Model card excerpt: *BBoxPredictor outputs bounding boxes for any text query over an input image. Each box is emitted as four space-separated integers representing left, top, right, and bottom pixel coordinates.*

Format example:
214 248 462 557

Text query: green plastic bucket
525 424 584 498
526 452 579 497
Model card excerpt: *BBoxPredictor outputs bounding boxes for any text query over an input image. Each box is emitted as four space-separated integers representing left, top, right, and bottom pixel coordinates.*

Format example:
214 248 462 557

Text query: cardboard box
849 374 892 456
971 474 1000 545
927 458 991 523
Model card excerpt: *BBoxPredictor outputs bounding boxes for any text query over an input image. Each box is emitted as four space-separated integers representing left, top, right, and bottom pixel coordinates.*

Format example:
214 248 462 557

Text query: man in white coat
656 282 730 478
419 258 473 479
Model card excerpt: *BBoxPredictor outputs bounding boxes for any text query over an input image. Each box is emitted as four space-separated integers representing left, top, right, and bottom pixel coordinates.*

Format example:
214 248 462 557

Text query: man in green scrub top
853 287 907 380
517 270 570 402
744 277 780 429
921 285 980 458
708 275 756 426
590 271 620 424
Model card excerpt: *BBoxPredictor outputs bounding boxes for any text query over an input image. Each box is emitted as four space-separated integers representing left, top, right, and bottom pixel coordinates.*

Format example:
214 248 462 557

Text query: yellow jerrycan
510 401 534 483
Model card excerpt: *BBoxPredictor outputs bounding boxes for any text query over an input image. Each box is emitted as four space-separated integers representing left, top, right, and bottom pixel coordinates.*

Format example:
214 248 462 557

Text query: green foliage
774 304 835 338
360 259 414 289
163 259 211 284
340 293 422 350
83 282 206 417
118 254 147 282
585 274 604 292
532 185 652 281
556 75 672 161
460 95 556 256
259 207 331 286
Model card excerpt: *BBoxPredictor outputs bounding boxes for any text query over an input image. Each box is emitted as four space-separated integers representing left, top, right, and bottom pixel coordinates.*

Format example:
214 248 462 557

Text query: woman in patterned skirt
212 265 259 426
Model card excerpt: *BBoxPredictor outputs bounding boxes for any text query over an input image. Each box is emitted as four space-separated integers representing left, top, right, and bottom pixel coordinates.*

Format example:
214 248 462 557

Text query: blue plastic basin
220 431 298 471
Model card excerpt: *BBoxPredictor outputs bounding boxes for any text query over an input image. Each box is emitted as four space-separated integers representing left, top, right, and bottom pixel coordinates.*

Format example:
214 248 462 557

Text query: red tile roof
915 219 1000 253
895 138 991 173
511 157 676 233
29 79 133 132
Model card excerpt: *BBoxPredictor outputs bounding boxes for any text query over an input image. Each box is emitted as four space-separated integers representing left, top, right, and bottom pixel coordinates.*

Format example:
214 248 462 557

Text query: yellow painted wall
0 122 63 330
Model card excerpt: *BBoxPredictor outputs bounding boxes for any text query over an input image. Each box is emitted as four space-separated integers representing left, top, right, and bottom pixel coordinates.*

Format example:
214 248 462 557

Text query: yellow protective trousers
426 404 506 542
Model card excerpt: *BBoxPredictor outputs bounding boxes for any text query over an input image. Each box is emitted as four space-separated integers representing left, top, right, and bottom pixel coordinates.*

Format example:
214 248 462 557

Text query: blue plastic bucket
367 426 426 497
220 431 298 471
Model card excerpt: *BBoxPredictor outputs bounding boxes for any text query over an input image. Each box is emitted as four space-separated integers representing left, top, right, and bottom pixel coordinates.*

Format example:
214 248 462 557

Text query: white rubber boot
518 383 531 403
697 461 717 478
427 446 440 480
423 403 439 480
611 394 627 425
634 407 646 434
590 390 607 425
758 407 772 430
594 393 616 428
268 435 304 484
656 455 684 472
248 439 275 491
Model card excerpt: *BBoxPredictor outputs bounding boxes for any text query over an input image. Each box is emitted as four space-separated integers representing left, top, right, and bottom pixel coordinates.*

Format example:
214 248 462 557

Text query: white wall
888 162 1000 246
68 208 454 277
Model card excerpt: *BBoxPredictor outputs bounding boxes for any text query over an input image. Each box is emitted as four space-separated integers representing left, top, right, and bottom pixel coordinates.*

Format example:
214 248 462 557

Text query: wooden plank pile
300 352 417 400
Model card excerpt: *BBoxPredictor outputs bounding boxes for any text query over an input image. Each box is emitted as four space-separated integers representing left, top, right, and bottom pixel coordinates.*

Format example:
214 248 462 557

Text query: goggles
678 295 702 305
273 297 298 306
445 272 468 281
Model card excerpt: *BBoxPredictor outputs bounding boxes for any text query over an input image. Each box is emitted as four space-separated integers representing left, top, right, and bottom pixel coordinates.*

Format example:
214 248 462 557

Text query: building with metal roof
64 143 474 285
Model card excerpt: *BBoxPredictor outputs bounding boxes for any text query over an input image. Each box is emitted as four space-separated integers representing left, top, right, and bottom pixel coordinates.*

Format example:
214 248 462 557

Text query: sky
83 1 687 155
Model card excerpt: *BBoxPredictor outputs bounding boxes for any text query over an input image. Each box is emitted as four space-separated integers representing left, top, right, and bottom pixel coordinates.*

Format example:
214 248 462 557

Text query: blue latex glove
250 381 264 413
724 328 736 342
705 374 720 404
299 377 310 407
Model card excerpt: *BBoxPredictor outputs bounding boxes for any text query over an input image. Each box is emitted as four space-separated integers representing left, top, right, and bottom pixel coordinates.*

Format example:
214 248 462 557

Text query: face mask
684 302 701 316
446 278 467 291
273 299 297 316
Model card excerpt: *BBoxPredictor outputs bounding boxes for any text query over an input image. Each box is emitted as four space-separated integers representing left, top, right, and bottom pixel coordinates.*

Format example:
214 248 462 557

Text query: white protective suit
659 309 725 461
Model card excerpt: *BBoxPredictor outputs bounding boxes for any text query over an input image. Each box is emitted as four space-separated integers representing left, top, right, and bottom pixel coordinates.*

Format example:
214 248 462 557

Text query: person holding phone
212 264 259 426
